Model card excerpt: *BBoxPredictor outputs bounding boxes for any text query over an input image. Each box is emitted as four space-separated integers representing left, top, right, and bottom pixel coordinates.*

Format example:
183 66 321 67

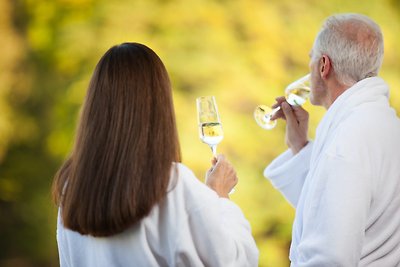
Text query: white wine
199 122 223 145
286 87 310 106
196 96 223 156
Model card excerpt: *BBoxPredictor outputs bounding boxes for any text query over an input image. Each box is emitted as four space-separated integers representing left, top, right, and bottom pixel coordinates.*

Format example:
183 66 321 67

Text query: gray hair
312 13 384 86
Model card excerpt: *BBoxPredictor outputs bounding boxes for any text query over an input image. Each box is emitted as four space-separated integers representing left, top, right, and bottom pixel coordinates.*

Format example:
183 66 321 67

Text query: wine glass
254 73 311 130
196 96 223 156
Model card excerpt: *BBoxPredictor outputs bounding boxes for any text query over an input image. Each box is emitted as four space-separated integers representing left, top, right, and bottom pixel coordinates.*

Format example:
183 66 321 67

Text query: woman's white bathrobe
57 163 259 267
265 77 400 266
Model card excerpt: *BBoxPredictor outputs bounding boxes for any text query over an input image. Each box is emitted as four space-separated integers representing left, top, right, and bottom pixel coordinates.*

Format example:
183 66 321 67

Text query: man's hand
271 96 309 154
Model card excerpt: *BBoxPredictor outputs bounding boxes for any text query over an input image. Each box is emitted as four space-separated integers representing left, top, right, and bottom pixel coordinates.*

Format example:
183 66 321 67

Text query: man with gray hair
265 13 400 266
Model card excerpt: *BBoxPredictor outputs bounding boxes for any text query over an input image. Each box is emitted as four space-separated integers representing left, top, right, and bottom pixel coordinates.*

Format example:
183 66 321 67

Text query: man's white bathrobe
265 77 400 266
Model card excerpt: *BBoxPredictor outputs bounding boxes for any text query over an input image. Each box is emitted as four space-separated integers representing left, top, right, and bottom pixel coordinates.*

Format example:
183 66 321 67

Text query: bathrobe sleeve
264 141 313 207
294 150 372 266
174 166 259 267
175 197 259 267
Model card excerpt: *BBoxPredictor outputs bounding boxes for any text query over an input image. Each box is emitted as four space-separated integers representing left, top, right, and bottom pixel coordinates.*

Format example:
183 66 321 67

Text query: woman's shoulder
171 163 203 192
174 163 216 190
170 162 219 210
173 162 195 177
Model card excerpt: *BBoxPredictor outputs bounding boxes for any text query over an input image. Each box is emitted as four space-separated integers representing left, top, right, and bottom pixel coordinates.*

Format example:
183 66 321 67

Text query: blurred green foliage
0 0 399 266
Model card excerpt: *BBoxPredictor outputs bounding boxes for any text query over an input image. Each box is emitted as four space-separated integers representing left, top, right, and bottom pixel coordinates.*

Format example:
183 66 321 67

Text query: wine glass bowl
196 96 223 156
285 74 311 106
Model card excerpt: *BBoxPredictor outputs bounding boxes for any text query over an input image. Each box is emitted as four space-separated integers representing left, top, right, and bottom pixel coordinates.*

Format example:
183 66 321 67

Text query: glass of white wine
196 96 223 156
254 74 311 130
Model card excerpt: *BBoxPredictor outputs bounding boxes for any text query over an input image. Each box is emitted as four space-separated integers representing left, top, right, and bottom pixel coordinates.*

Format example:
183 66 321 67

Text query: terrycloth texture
57 163 259 267
265 77 400 266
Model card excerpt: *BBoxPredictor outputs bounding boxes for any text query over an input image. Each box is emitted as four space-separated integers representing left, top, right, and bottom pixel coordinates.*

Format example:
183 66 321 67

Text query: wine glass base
254 105 277 130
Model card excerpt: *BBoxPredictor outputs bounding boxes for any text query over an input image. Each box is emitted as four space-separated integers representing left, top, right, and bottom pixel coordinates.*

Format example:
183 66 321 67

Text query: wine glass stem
210 145 217 157
265 106 281 120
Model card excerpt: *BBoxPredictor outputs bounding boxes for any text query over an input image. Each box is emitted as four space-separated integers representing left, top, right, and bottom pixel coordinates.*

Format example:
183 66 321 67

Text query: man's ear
320 55 331 79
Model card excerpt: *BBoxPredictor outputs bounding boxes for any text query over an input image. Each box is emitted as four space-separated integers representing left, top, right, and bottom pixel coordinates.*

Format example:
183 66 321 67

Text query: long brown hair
52 43 181 237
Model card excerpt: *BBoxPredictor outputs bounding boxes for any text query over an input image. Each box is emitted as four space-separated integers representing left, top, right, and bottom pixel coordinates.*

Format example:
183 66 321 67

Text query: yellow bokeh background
0 0 399 266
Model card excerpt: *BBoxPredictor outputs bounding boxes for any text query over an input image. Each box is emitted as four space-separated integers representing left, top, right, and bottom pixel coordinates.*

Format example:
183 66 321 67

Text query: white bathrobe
264 77 400 266
57 163 259 267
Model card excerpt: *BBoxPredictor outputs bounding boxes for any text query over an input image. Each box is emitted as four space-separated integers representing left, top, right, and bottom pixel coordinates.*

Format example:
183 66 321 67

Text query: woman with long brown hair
53 42 258 267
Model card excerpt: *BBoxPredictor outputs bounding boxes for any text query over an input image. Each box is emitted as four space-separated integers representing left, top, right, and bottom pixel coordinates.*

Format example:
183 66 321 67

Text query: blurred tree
0 0 399 266
0 0 102 266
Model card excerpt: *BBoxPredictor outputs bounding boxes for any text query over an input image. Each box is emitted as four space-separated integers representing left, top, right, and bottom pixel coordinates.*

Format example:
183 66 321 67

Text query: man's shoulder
327 105 400 159
340 98 399 131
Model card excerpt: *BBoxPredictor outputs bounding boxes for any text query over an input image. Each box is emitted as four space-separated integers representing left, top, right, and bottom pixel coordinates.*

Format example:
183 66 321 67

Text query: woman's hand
205 155 238 198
